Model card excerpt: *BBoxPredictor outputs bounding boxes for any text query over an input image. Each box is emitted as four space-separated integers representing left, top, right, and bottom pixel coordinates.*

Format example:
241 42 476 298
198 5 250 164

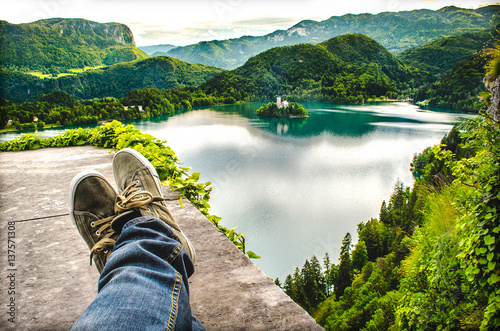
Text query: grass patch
56 73 76 78
25 65 108 79
26 71 52 79
68 65 107 73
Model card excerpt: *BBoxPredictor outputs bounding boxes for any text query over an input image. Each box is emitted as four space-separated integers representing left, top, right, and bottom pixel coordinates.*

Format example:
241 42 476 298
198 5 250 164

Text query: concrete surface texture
0 146 323 330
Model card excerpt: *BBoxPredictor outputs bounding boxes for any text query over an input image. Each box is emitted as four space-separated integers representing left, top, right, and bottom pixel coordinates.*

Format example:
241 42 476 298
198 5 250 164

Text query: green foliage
122 87 225 112
335 233 354 299
256 102 309 117
203 34 412 103
0 87 230 128
395 113 500 330
103 46 148 65
0 57 224 102
412 55 489 112
358 218 389 261
485 26 500 80
36 91 80 108
167 5 499 69
317 261 401 331
0 18 147 73
450 115 500 329
0 131 44 151
282 254 328 313
411 125 475 183
396 186 473 330
351 240 368 272
398 27 496 81
0 121 253 257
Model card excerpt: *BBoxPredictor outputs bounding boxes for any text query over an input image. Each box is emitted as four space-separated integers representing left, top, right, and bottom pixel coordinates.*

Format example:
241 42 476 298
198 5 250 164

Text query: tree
323 252 334 296
379 200 388 223
352 240 368 272
274 277 281 288
304 255 326 308
283 274 294 297
358 218 387 261
292 267 307 308
335 232 353 298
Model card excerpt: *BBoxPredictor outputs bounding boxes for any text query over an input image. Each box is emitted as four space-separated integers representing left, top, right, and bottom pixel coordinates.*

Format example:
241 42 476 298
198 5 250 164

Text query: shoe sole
68 170 108 228
112 148 197 262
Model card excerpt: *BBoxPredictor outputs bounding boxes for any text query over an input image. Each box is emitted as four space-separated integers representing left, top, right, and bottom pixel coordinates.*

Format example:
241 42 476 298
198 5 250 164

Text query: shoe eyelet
140 194 144 198
90 222 95 227
147 208 151 212
136 180 141 184
104 250 109 254
96 230 100 236
137 187 142 191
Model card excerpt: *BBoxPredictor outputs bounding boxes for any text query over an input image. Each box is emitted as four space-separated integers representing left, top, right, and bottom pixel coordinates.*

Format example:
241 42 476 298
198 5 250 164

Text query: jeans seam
165 243 183 263
166 272 182 331
122 216 155 231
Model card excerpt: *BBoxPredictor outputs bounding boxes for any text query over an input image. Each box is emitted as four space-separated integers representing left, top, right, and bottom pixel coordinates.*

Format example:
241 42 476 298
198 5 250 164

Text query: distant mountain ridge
166 5 500 69
0 18 149 72
138 44 177 55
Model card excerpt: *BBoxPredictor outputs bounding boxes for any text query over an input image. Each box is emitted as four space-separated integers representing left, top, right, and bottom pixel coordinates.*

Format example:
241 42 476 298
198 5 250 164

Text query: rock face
17 18 135 46
49 18 135 45
0 18 139 71
487 75 500 123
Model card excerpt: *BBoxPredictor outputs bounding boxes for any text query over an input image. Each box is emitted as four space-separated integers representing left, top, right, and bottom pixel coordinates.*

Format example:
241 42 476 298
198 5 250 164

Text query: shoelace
116 180 173 218
89 215 117 264
89 180 167 265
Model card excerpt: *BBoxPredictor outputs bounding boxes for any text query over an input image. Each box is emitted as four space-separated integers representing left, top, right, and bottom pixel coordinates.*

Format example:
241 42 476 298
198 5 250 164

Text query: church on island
276 95 288 109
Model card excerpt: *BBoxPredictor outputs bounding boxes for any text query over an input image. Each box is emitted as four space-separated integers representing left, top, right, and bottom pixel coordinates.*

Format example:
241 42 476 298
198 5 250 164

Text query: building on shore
276 95 289 109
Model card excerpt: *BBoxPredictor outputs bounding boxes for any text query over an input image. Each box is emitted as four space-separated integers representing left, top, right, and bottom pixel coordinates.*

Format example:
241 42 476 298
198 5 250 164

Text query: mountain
202 34 413 103
166 5 500 69
412 55 489 112
399 27 499 112
0 56 224 102
398 27 497 80
0 18 149 73
138 44 177 55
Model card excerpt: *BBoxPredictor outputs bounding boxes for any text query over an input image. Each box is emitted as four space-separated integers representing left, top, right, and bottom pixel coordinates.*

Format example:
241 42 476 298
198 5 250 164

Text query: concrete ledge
0 146 323 330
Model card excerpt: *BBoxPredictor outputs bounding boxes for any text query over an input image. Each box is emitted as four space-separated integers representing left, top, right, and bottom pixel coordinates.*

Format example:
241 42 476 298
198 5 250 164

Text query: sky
1 0 497 46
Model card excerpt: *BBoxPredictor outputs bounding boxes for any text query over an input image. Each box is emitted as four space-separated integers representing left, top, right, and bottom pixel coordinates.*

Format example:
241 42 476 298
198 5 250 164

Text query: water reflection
126 102 471 279
0 102 473 280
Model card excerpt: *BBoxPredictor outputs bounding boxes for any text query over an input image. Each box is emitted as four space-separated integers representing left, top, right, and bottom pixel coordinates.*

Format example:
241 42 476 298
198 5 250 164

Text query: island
256 96 310 118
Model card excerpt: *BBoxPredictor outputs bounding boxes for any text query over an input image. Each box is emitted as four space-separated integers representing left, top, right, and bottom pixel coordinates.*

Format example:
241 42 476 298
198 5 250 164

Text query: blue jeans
72 217 205 330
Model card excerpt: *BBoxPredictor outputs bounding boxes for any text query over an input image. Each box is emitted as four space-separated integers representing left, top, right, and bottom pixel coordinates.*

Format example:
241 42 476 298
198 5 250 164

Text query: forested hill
412 54 489 112
403 27 500 112
202 34 414 103
398 27 497 80
0 57 224 102
166 5 500 69
0 18 149 73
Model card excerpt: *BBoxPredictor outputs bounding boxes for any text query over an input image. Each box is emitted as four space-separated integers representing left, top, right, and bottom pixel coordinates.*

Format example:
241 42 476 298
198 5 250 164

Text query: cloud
132 15 305 46
231 16 302 27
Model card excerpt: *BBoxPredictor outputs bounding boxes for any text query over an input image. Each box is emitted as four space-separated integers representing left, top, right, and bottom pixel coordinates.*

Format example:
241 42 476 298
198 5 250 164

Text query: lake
0 102 472 279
